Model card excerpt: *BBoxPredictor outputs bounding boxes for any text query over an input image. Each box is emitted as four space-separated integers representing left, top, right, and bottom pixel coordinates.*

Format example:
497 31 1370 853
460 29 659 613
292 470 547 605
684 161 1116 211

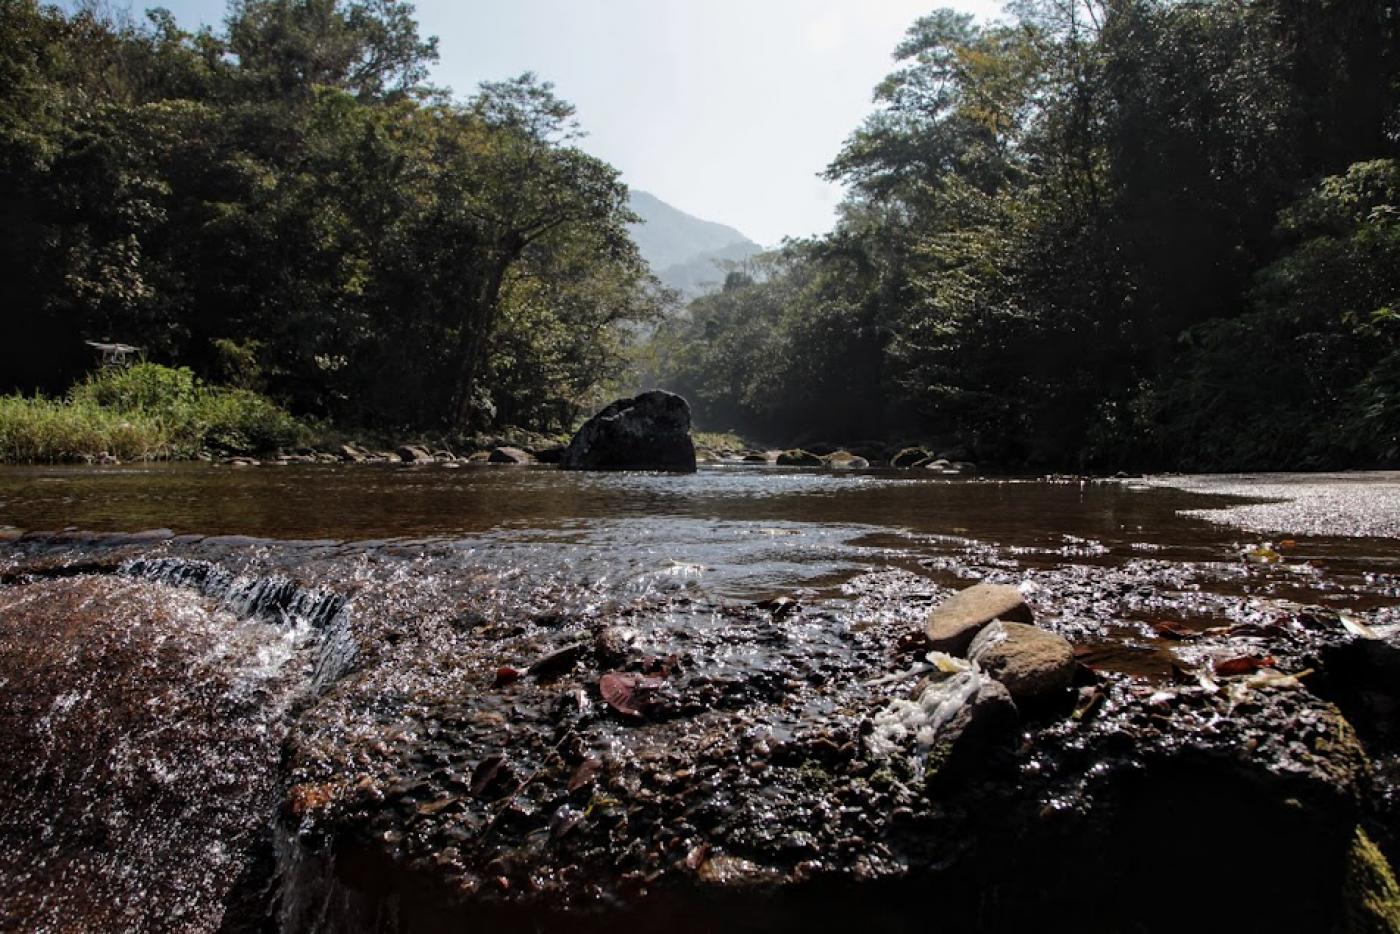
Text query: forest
2 0 1399 470
0 0 665 443
652 0 1400 470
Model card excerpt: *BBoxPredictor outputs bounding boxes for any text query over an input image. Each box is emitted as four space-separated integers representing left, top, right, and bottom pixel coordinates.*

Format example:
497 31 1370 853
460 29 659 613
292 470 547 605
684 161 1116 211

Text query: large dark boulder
560 390 697 472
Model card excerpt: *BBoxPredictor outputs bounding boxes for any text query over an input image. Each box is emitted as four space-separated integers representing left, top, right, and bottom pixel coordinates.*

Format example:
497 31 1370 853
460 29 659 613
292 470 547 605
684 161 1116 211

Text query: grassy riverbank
0 364 306 463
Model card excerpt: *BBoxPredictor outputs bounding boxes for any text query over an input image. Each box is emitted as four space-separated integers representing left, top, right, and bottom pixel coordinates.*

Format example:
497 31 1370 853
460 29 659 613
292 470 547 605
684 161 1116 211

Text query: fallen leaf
470 754 508 797
1245 546 1282 565
1151 621 1197 640
568 757 602 792
417 795 460 816
685 843 712 871
599 671 666 717
1071 686 1104 721
1214 654 1274 676
529 641 590 679
493 666 523 687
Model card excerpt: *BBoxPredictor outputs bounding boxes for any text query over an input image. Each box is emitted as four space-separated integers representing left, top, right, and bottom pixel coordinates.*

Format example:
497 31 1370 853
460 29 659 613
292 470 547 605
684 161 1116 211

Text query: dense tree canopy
0 0 663 434
653 0 1400 469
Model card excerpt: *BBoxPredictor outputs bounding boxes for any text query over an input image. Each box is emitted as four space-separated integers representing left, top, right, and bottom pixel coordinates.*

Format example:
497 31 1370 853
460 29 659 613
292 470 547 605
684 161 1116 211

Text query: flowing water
5 462 1400 596
2 462 1399 931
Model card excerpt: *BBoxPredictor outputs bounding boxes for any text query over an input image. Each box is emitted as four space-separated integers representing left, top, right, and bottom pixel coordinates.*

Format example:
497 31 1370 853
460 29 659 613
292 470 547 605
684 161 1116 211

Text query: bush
195 388 304 454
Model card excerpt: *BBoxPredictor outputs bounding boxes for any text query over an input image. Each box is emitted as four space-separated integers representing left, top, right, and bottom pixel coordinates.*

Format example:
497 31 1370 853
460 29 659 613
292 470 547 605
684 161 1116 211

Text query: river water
4 461 1399 597
2 463 1399 931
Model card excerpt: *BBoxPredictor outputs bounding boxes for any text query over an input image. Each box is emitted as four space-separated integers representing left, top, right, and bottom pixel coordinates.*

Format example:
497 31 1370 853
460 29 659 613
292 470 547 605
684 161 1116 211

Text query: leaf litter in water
599 671 666 717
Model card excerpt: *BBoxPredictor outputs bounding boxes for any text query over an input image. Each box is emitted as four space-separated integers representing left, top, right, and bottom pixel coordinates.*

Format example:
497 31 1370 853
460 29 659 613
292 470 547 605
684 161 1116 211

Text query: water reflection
2 462 1398 602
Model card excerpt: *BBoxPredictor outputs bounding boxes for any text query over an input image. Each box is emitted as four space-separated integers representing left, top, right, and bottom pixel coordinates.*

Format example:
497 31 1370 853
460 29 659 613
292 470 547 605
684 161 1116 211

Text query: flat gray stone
925 582 1033 654
968 620 1075 703
488 446 535 465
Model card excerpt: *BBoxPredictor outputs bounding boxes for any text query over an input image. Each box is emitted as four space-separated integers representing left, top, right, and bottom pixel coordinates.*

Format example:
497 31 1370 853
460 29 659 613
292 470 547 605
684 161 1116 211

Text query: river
1 463 1398 931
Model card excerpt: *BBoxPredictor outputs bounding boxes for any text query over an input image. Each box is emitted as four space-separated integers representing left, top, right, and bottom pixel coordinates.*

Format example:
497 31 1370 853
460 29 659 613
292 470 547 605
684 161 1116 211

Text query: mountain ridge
626 191 762 299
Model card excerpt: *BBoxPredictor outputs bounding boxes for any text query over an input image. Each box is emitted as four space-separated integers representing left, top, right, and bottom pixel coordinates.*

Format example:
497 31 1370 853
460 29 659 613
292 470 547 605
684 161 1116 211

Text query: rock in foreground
561 390 697 472
968 619 1076 703
925 581 1033 654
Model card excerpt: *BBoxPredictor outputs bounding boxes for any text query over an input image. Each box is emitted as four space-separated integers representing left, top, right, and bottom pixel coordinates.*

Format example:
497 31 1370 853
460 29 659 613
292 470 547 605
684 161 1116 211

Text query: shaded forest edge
3 1 1399 472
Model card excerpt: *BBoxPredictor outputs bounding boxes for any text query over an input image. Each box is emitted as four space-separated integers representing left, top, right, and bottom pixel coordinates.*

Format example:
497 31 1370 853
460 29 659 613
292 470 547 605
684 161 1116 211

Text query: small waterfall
119 556 359 692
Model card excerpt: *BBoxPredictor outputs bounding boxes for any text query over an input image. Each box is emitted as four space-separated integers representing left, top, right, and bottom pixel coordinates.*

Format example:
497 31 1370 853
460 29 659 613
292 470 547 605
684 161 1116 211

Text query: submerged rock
3 527 1397 933
968 620 1075 703
925 582 1033 654
560 390 697 472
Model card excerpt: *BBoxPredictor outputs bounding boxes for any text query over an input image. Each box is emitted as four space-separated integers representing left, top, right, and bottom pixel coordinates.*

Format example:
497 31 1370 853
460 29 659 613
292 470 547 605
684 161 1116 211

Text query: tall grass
0 364 306 463
0 396 170 462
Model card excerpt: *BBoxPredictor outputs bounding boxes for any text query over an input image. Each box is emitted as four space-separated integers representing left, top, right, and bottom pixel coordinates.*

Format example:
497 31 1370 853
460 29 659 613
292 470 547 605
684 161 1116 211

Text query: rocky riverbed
1 472 1400 931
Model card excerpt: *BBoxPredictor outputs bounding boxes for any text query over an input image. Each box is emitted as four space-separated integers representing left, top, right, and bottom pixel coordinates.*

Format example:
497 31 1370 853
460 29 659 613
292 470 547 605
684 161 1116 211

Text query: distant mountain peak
627 191 762 298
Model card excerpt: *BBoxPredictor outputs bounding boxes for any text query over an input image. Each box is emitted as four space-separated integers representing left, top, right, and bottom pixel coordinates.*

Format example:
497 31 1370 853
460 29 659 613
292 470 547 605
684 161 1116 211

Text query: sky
81 0 1008 245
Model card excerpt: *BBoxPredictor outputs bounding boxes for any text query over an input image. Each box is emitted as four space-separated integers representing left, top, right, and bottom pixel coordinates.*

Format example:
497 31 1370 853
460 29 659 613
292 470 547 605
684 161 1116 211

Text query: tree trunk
450 248 515 429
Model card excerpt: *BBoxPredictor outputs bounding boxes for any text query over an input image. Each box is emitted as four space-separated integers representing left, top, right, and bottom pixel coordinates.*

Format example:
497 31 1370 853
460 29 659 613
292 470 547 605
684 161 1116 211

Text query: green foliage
0 0 658 437
653 0 1400 469
70 361 200 412
0 394 169 463
1147 159 1400 468
0 362 309 461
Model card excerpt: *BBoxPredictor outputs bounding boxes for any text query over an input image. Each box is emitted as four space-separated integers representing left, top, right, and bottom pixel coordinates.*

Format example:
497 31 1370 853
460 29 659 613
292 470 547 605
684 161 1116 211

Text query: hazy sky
84 0 1008 245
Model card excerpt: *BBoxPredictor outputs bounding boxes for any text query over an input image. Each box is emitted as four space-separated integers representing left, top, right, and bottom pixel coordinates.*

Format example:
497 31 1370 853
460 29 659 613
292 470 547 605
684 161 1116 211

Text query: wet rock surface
488 446 535 465
3 472 1400 930
967 620 1076 703
924 581 1033 654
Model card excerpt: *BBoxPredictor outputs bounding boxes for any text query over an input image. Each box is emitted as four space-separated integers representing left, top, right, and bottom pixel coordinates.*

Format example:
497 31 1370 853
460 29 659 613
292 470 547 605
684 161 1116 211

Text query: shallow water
2 462 1398 600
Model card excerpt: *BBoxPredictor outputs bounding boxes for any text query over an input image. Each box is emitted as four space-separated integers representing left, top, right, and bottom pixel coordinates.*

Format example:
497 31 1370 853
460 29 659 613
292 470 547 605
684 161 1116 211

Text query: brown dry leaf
529 641 590 679
599 671 665 717
568 757 602 793
417 795 460 816
470 754 508 797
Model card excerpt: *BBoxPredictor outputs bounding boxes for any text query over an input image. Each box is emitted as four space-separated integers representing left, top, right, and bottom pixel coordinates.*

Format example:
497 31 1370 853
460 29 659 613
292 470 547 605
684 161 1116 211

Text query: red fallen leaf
1151 621 1197 640
568 757 602 792
1214 655 1275 676
493 666 523 687
599 671 665 717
